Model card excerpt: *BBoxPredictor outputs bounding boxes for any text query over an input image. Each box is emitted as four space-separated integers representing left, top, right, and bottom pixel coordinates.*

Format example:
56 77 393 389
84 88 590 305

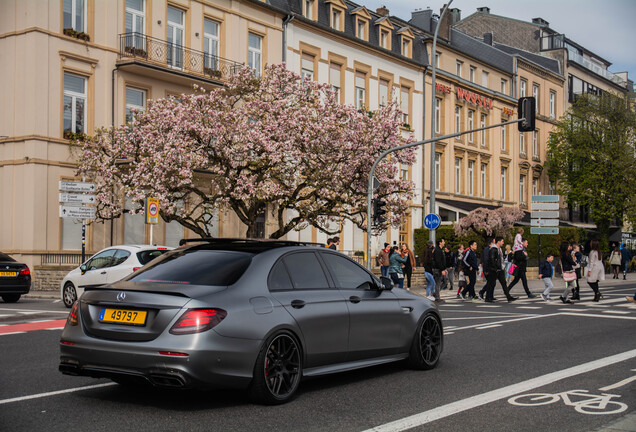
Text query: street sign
531 227 559 235
59 181 96 193
59 205 96 219
531 195 559 202
372 176 380 190
145 198 159 224
424 213 441 230
531 219 559 227
531 211 559 219
59 193 96 204
530 202 560 211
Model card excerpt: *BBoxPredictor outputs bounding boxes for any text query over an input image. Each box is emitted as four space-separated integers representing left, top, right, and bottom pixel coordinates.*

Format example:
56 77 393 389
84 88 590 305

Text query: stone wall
32 265 75 291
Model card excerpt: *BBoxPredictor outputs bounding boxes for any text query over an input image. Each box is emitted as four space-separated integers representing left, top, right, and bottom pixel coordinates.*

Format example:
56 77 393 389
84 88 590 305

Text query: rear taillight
132 267 141 272
19 267 30 276
67 301 79 326
169 308 227 335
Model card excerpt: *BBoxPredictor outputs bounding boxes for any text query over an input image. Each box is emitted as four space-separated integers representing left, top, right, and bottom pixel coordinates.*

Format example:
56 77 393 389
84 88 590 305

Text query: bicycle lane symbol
507 369 635 415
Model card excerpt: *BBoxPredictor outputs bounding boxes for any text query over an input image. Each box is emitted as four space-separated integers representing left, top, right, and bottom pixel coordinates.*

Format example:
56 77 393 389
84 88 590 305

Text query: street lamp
428 0 453 243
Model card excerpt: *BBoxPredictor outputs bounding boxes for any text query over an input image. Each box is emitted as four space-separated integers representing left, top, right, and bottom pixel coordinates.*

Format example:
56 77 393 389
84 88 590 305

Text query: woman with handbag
586 239 603 302
609 245 622 279
388 246 408 289
559 242 578 304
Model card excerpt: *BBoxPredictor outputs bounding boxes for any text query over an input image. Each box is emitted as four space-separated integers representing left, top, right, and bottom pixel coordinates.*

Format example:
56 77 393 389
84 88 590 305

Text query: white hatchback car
60 245 172 308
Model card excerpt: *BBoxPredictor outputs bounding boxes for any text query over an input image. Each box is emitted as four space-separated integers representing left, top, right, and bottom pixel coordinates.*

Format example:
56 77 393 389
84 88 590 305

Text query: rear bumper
0 282 31 295
59 327 262 390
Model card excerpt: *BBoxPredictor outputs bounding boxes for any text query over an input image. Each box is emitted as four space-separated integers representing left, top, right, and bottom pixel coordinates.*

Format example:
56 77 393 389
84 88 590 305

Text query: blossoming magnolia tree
454 207 525 240
77 64 416 239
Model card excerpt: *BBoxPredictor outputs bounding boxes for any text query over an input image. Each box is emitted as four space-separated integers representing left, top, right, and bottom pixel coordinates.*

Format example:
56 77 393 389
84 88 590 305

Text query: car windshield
0 252 16 262
136 249 170 265
126 249 253 286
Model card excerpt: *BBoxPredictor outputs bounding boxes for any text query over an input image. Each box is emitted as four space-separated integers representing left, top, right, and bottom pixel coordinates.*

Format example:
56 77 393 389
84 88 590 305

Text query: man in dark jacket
485 237 517 303
432 238 447 303
507 238 535 298
478 237 494 300
621 244 632 280
461 240 479 299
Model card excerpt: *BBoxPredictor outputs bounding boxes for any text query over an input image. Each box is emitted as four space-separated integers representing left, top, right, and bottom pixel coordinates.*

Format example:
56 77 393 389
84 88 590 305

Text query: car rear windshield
0 252 16 262
127 249 253 286
136 249 170 265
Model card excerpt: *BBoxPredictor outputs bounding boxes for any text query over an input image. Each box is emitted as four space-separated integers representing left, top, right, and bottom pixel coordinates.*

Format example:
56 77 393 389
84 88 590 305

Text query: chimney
410 8 433 32
438 5 453 39
477 6 490 14
449 8 461 25
376 6 389 17
532 17 550 26
483 32 493 45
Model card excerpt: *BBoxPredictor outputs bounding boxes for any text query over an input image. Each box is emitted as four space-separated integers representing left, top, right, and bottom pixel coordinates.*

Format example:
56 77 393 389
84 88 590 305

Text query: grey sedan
59 239 443 404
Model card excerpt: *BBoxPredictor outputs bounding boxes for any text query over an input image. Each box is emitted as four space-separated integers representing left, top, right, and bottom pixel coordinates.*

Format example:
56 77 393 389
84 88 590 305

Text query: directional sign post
530 195 560 264
424 213 441 231
59 180 96 263
59 205 96 219
59 181 96 193
59 193 96 204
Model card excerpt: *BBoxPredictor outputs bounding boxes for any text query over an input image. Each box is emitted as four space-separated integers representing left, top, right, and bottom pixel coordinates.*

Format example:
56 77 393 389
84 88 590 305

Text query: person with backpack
484 237 517 303
506 238 536 298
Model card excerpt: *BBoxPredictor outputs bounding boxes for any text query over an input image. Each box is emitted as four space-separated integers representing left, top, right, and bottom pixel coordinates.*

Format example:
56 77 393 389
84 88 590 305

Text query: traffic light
373 198 388 226
518 97 536 132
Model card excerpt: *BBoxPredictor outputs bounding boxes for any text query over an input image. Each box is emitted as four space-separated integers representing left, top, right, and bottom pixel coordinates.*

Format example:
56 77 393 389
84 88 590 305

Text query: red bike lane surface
0 319 66 335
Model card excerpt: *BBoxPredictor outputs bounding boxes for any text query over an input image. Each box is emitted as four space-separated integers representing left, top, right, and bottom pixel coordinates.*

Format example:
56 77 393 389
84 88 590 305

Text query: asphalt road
1 279 635 432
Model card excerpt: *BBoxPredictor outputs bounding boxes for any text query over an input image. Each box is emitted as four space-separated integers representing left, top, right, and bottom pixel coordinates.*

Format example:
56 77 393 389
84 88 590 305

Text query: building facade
3 0 616 284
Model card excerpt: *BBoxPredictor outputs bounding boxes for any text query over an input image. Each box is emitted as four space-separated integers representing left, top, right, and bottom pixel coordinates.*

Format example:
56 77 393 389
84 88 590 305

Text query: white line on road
0 383 116 405
362 349 636 432
475 324 502 330
599 369 636 391
560 312 636 321
516 306 542 310
601 310 631 315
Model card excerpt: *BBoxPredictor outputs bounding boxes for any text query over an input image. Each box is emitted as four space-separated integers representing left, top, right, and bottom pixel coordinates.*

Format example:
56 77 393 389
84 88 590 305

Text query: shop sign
456 87 494 110
502 107 515 116
435 83 452 94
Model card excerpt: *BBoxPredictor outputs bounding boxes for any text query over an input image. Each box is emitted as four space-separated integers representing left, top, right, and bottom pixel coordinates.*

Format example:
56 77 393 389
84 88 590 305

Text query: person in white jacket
586 239 604 302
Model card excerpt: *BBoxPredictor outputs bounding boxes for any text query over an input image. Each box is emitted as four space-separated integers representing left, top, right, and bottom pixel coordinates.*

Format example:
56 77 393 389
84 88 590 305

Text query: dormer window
352 7 371 41
326 0 346 31
375 16 394 50
397 27 414 58
303 0 316 20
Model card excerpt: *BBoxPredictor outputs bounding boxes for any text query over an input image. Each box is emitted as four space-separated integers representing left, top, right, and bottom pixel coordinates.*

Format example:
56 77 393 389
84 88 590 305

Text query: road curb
593 411 636 432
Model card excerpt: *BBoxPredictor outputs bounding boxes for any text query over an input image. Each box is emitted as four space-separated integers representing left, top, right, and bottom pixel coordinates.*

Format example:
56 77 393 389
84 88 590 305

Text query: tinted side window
112 249 131 266
268 260 294 291
322 253 373 290
128 250 252 286
0 252 16 262
283 252 330 290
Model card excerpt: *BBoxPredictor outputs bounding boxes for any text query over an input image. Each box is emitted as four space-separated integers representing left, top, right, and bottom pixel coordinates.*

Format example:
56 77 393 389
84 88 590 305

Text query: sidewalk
594 411 636 432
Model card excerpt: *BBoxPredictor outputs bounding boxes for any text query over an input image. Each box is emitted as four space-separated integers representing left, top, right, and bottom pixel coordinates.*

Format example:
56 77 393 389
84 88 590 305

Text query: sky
362 0 636 85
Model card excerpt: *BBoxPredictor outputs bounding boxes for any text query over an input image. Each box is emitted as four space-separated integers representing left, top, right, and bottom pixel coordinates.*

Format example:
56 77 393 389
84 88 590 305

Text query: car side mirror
80 264 87 275
379 276 393 291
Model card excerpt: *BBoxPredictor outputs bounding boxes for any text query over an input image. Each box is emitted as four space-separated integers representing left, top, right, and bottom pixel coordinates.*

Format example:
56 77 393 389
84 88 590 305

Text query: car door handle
349 296 361 304
291 300 306 309
100 271 107 274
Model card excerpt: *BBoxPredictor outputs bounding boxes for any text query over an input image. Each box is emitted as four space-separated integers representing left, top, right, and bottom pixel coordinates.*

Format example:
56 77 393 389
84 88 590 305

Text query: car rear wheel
249 332 302 405
63 282 77 308
2 294 21 303
408 312 442 370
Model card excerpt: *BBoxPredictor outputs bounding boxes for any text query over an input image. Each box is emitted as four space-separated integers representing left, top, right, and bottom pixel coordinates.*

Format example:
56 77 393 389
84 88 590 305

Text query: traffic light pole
366 117 526 270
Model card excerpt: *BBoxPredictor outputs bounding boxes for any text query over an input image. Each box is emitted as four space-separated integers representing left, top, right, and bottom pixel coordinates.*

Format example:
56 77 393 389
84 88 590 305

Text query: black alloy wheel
63 282 77 308
249 332 302 404
408 313 442 370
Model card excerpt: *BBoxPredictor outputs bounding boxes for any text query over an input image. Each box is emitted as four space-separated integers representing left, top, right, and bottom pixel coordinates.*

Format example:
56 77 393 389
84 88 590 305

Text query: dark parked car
59 239 443 404
0 252 32 303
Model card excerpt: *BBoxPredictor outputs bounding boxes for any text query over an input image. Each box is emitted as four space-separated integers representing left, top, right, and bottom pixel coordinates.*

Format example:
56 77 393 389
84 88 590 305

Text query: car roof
97 245 173 253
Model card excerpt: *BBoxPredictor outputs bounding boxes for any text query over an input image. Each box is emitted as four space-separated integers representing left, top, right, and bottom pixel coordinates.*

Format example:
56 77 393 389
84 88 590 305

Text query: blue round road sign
424 213 441 230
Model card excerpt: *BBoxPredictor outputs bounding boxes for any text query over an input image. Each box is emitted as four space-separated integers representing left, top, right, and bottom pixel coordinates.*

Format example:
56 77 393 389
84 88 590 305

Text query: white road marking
0 383 116 405
477 305 501 308
560 312 636 321
516 306 541 310
599 369 636 391
0 332 26 336
602 310 631 315
475 324 502 330
362 349 636 432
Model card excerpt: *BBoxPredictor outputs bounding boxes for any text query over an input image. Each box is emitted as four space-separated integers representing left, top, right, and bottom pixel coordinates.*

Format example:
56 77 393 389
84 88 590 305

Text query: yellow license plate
99 308 147 325
0 271 17 277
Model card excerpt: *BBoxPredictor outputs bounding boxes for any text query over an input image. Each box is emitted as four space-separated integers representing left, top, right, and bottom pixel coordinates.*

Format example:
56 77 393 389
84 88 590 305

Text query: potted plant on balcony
63 28 90 42
204 67 223 79
124 46 147 58
63 131 88 142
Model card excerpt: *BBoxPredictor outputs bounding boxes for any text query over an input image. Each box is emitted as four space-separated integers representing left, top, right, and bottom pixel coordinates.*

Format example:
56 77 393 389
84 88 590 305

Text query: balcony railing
119 32 243 81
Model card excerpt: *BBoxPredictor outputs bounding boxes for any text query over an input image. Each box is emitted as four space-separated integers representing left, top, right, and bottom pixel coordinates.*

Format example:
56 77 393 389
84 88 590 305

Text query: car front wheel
249 332 302 405
62 282 77 308
408 312 442 370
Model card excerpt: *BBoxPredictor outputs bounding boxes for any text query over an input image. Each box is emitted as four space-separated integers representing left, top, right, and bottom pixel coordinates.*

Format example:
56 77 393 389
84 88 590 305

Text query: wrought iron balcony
119 32 243 81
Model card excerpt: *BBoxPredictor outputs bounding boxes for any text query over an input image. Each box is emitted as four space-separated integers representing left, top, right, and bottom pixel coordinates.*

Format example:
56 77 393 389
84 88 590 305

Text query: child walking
456 263 467 299
539 253 554 301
